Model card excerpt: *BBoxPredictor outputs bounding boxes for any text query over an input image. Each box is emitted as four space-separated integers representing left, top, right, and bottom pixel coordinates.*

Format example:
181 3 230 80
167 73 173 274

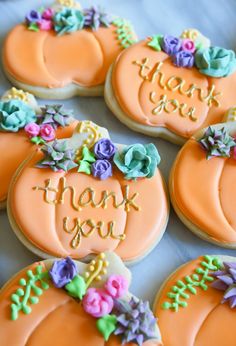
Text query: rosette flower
53 8 85 35
92 159 112 180
40 124 56 142
161 35 181 55
94 138 117 160
113 143 161 180
49 257 78 288
0 99 36 132
172 50 194 68
25 122 40 138
82 288 114 318
84 6 112 30
105 275 128 299
195 46 236 77
25 10 41 24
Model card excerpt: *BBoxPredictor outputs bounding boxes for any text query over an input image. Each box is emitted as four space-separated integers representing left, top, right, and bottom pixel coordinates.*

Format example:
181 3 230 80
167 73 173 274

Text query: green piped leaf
28 23 39 32
96 315 117 341
147 34 163 51
65 275 87 300
81 147 96 163
31 136 46 145
78 160 92 175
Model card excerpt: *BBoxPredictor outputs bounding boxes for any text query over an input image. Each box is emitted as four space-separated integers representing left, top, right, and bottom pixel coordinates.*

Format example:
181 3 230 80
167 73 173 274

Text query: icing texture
53 8 85 35
155 256 236 346
170 128 236 244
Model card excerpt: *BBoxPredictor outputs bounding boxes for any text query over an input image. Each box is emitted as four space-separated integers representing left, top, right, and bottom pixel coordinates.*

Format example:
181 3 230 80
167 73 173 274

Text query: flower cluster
25 5 112 34
48 256 156 345
147 30 236 77
199 126 236 160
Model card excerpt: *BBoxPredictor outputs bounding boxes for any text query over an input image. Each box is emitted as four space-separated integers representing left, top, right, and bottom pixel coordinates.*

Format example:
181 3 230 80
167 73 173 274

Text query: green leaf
28 23 39 32
81 147 96 163
65 275 87 300
78 160 91 175
96 315 117 341
147 34 163 51
31 136 46 145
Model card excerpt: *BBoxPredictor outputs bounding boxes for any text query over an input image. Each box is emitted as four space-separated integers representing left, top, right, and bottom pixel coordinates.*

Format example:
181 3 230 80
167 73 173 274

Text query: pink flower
82 288 114 318
181 39 196 53
105 275 128 299
40 124 55 142
42 8 54 20
38 19 53 31
25 122 40 138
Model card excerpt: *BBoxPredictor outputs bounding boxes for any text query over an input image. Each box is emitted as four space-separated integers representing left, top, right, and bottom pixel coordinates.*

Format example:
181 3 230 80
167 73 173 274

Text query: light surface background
0 0 236 304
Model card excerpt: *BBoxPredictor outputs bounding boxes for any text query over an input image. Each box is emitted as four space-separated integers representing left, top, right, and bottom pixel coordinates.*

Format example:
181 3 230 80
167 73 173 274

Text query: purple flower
84 6 112 31
92 159 112 180
94 138 117 160
161 35 181 55
26 10 42 24
172 50 194 68
49 257 77 288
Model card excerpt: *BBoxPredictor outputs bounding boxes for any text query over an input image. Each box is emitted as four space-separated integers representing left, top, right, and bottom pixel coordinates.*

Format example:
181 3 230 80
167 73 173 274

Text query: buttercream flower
94 138 117 160
82 288 114 318
84 6 112 30
25 10 41 24
195 46 236 77
38 19 53 31
42 8 54 20
0 99 36 132
113 143 161 180
49 257 77 288
40 124 56 142
53 8 84 35
105 275 128 299
25 122 40 138
92 159 112 180
161 35 181 55
172 50 194 68
181 28 210 50
181 39 195 53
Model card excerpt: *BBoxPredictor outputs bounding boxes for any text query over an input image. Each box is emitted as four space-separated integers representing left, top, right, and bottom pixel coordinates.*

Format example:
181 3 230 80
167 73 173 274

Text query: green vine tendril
162 255 222 312
113 18 137 49
10 265 50 320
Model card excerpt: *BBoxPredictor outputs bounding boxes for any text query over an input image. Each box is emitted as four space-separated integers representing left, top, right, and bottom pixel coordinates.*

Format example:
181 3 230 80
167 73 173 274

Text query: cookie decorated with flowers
105 28 236 144
7 120 169 262
0 87 77 209
0 252 162 345
154 255 236 346
169 112 236 247
3 0 137 99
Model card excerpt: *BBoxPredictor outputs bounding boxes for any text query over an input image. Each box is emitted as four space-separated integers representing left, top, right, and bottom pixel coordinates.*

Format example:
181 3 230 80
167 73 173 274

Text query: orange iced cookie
7 120 169 263
3 0 137 99
105 29 236 144
0 252 163 346
0 87 77 209
154 255 236 346
170 117 236 247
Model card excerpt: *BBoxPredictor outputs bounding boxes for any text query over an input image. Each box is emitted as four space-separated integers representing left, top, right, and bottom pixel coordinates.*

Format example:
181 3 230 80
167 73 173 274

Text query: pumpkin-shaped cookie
7 120 169 263
3 0 137 99
105 29 236 144
0 252 162 346
0 87 77 209
154 255 236 346
170 116 236 247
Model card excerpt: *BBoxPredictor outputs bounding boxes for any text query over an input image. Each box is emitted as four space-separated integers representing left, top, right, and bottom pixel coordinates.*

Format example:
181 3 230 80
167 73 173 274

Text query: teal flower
113 143 160 180
195 46 236 77
53 8 84 35
0 99 36 132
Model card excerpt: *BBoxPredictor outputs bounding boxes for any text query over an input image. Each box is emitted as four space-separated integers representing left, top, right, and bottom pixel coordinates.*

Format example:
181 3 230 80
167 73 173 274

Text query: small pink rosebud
82 288 114 318
25 122 40 138
181 39 196 53
40 124 55 142
38 19 53 31
105 275 128 299
42 8 54 20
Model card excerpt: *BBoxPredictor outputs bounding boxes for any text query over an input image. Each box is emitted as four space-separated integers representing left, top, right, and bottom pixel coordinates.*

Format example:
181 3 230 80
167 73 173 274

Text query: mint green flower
113 143 160 180
195 46 236 77
0 99 36 132
53 8 84 35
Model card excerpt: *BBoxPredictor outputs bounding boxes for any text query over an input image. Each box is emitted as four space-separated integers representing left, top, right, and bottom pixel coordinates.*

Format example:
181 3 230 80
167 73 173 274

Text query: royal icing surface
112 38 236 138
155 256 236 346
0 253 162 346
170 124 236 244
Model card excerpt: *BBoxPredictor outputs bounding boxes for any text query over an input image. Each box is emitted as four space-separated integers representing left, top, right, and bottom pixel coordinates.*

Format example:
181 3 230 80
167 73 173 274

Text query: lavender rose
94 138 117 160
161 35 181 55
172 50 194 68
92 159 112 180
49 257 77 288
26 10 42 24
